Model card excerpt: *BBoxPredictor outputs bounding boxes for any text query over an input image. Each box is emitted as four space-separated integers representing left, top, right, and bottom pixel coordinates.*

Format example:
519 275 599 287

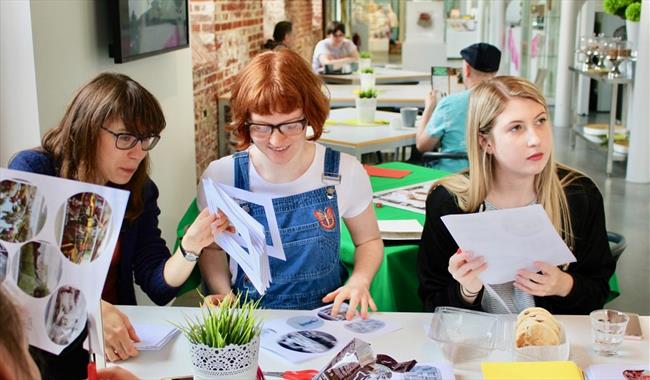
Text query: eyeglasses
245 118 308 138
100 126 161 151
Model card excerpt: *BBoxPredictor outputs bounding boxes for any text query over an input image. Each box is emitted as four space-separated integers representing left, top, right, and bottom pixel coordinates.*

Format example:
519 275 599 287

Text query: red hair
228 49 329 150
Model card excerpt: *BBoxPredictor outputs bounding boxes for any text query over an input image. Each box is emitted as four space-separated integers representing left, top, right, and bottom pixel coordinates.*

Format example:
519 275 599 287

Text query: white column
576 1 595 115
0 0 41 166
626 1 650 183
488 1 506 50
554 0 585 127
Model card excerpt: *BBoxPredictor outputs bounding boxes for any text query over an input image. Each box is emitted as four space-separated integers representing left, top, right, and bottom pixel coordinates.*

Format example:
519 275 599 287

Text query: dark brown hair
326 21 345 36
228 49 329 150
41 73 166 220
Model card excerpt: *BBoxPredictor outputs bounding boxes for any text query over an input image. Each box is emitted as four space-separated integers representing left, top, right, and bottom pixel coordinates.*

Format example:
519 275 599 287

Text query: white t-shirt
311 38 357 72
198 143 372 219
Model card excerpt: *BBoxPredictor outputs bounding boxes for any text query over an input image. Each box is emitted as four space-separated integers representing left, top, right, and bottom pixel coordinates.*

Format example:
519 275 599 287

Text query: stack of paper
377 219 423 240
133 324 180 351
202 179 286 295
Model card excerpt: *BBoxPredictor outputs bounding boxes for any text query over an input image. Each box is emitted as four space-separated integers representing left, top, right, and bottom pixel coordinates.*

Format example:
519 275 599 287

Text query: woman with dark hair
263 21 293 50
199 49 383 320
9 73 229 366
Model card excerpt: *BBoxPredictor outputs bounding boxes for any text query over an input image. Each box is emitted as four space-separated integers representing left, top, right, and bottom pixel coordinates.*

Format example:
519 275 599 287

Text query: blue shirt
425 89 470 173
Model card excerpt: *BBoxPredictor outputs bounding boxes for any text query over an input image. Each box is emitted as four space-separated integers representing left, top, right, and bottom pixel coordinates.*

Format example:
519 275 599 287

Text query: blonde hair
436 76 581 249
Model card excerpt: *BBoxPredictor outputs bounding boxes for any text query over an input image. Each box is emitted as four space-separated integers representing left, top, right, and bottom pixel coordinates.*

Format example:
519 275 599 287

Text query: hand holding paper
441 205 576 285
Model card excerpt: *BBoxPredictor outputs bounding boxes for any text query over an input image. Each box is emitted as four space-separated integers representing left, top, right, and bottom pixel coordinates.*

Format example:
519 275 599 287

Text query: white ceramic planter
355 97 377 123
189 336 260 380
360 73 376 91
359 58 372 70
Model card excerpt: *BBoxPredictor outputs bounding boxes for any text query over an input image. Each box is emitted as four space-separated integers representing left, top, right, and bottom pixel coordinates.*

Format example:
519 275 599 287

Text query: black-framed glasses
100 126 160 151
245 118 307 138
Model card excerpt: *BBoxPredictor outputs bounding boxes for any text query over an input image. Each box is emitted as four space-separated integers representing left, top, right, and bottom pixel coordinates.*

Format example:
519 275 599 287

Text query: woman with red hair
198 49 383 319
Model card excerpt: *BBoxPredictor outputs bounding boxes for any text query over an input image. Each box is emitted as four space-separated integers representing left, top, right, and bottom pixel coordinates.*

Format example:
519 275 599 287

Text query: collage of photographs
373 181 434 214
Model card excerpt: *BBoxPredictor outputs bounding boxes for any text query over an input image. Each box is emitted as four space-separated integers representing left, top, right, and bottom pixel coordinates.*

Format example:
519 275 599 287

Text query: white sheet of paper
377 219 423 240
202 178 271 294
133 323 179 351
0 168 129 356
441 204 576 284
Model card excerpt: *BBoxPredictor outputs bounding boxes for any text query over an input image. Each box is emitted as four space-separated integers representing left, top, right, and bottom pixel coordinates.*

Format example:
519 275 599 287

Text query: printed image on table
344 319 386 334
317 303 349 321
404 365 444 380
17 241 62 298
0 243 7 282
45 286 87 345
57 192 112 264
373 182 434 214
0 179 47 243
286 315 324 330
277 330 337 353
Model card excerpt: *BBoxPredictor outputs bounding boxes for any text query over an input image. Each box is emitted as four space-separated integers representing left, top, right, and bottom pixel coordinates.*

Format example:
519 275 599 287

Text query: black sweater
417 171 615 315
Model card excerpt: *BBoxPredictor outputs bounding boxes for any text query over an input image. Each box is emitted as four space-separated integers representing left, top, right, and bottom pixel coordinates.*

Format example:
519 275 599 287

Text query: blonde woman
417 76 615 315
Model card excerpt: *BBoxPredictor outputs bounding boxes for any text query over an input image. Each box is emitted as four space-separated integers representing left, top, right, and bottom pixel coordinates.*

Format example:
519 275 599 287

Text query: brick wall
190 0 322 178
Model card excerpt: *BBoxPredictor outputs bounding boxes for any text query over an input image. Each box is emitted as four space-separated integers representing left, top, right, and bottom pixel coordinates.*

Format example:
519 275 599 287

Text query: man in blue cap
415 42 501 172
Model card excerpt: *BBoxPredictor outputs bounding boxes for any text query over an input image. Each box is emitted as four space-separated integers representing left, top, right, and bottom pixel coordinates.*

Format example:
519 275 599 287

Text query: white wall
27 1 196 289
0 0 41 166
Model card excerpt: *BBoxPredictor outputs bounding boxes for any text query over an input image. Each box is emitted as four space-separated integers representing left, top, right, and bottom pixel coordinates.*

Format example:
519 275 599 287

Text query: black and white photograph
17 241 62 298
0 179 47 243
57 192 112 264
344 319 386 334
45 286 87 345
0 242 8 283
287 315 324 330
317 303 349 321
277 330 337 353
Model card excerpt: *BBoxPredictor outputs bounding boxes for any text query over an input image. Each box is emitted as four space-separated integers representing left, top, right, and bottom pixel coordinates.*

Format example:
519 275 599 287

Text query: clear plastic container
427 307 514 363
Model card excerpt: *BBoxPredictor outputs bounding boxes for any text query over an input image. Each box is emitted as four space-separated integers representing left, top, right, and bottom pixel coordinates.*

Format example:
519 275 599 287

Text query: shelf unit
568 66 633 176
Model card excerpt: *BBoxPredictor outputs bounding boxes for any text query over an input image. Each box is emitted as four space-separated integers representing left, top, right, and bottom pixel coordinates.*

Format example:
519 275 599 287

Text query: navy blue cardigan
9 150 180 305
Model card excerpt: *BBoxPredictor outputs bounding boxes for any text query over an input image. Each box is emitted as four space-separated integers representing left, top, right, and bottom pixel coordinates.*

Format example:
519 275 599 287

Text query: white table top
326 84 429 108
320 67 429 84
113 306 649 380
319 108 415 149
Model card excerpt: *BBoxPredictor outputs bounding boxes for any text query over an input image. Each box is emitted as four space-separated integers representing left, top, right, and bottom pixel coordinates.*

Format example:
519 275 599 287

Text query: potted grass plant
175 294 263 380
355 88 378 123
359 51 372 70
359 67 376 91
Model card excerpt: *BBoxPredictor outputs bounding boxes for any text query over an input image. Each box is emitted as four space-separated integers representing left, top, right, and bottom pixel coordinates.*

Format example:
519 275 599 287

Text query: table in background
340 162 448 312
318 108 416 161
114 305 650 380
327 84 429 108
568 66 632 176
320 67 429 85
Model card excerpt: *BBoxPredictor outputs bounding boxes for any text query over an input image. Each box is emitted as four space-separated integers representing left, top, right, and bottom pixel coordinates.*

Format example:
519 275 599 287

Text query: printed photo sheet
261 303 401 363
373 181 435 215
0 168 129 356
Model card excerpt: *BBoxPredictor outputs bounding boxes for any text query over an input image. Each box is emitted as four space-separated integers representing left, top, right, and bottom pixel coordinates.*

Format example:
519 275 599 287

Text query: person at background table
417 76 615 315
0 286 137 380
311 21 360 73
415 43 501 173
262 21 293 50
199 49 383 319
9 73 228 367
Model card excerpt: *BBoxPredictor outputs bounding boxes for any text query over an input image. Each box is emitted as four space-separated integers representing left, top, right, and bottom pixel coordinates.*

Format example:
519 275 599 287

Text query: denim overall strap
233 151 251 191
232 148 345 309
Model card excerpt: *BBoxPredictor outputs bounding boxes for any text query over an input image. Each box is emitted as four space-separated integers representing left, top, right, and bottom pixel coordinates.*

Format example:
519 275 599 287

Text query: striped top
480 200 536 314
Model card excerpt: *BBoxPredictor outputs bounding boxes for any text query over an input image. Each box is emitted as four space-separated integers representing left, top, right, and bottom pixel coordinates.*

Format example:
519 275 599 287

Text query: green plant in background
361 67 375 74
625 2 641 21
358 88 378 98
360 51 372 59
175 293 262 348
604 0 635 18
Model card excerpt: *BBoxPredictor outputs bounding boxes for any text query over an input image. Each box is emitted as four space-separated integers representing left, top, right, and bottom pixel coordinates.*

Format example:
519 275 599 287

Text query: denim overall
231 148 347 309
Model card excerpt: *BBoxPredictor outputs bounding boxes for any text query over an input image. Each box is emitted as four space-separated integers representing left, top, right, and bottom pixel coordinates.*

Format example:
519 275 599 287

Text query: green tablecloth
339 162 448 312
